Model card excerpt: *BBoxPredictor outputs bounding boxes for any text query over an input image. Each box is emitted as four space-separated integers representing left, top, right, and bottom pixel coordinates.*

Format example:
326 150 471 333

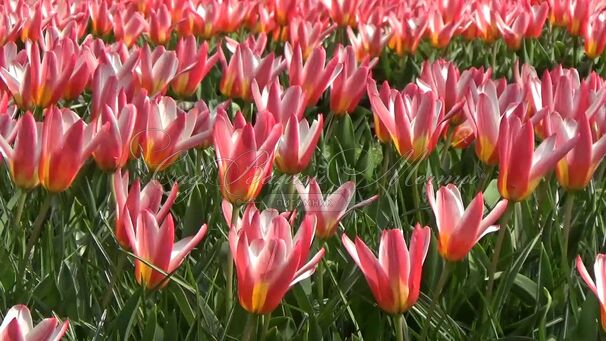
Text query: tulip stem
485 203 515 302
19 193 53 281
420 261 452 340
13 189 27 230
317 257 324 305
225 204 241 312
411 162 423 223
260 313 271 340
561 192 576 271
242 313 258 341
393 314 405 341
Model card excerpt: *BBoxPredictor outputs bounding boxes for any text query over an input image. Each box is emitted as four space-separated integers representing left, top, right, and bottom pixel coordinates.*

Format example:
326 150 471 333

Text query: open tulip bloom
426 180 509 261
227 202 325 314
0 305 68 341
342 225 431 314
576 255 606 331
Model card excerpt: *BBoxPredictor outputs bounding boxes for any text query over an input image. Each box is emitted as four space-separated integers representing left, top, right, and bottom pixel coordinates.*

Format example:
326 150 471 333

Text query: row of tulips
1 0 606 63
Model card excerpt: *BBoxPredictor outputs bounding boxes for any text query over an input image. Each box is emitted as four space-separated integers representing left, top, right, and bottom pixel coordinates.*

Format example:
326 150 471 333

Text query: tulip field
4 0 606 340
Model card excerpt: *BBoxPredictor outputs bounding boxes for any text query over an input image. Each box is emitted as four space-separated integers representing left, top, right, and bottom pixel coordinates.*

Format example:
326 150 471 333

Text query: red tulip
330 46 372 115
138 96 210 171
213 110 281 204
347 24 390 62
148 4 172 45
576 254 606 330
92 104 137 171
112 170 178 249
39 106 105 193
426 181 508 261
546 112 606 190
387 8 427 55
342 225 431 314
171 37 219 98
295 178 377 239
252 80 306 124
287 18 336 60
497 114 578 201
366 79 393 143
0 305 69 341
113 7 147 48
275 114 323 174
123 209 208 289
368 82 445 161
136 45 179 97
584 12 606 59
0 111 41 189
285 44 342 108
89 0 113 37
227 202 325 314
321 0 359 27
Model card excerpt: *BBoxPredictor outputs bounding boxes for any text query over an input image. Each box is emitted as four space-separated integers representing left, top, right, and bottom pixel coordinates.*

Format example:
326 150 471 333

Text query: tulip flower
89 0 113 37
39 106 105 193
347 23 390 62
546 112 606 190
112 170 178 249
273 0 298 26
285 44 342 108
228 203 325 314
387 9 427 55
330 46 372 115
321 0 359 27
219 43 285 101
342 225 431 314
213 110 282 204
427 7 460 48
287 18 336 60
252 80 306 124
170 37 219 98
0 305 69 340
189 100 220 149
92 104 137 172
576 254 606 331
368 82 445 161
123 209 208 289
426 181 509 261
148 4 172 45
135 45 179 97
497 114 578 201
0 111 41 189
367 79 394 143
275 114 323 174
584 12 606 59
295 178 377 239
113 8 147 47
138 96 210 171
464 81 524 165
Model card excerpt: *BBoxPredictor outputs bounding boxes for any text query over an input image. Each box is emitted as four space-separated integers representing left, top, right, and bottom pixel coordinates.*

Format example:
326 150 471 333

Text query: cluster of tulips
2 0 606 339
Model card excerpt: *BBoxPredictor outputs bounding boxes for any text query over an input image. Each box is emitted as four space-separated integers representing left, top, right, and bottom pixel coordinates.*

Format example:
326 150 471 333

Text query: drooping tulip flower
426 181 509 261
219 43 285 101
0 111 41 189
342 225 431 314
123 209 208 289
39 106 106 193
330 46 372 115
170 37 220 98
576 254 606 331
112 170 178 249
0 305 69 341
294 178 377 239
135 45 179 97
92 104 137 171
213 110 282 204
138 96 211 171
228 203 325 314
285 44 342 108
275 114 323 174
546 112 606 190
497 114 578 201
368 82 445 161
252 80 306 124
